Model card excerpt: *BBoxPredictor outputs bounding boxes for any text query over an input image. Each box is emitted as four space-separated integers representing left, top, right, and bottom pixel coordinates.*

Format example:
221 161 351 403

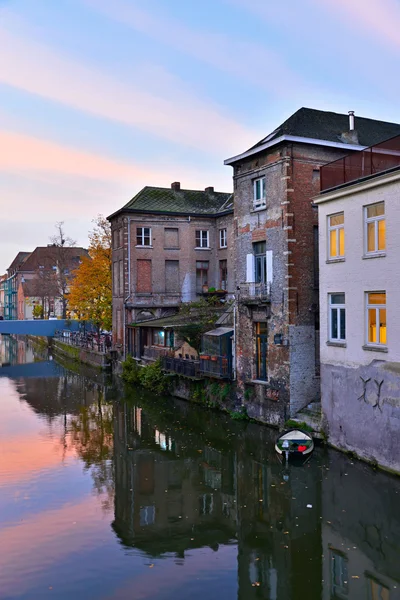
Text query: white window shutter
266 250 273 286
246 254 255 283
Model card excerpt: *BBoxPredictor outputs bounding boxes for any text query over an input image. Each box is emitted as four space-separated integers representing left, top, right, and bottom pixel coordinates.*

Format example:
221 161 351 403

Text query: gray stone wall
321 359 400 474
289 325 320 415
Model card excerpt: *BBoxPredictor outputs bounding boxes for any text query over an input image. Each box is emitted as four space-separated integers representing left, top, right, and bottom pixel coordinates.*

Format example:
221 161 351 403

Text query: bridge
0 319 80 336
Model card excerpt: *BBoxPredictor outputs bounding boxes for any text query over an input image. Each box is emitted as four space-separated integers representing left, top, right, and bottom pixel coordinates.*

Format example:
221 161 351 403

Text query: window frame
196 260 209 293
327 212 345 260
253 176 266 209
195 230 210 249
219 259 227 290
219 228 227 248
365 291 387 347
328 293 346 343
364 202 385 255
136 227 152 247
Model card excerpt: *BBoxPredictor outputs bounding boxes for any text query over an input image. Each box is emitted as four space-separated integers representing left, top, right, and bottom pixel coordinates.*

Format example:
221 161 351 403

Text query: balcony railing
131 292 182 306
238 282 270 303
161 356 201 378
143 346 173 361
199 355 232 379
320 134 400 192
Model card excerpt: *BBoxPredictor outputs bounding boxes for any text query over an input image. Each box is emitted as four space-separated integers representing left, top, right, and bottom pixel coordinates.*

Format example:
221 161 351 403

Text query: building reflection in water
2 333 399 599
112 395 400 600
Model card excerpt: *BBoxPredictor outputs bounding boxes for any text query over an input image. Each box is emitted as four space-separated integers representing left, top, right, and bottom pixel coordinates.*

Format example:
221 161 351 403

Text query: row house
316 133 400 474
3 246 88 320
224 107 400 425
108 182 233 363
0 274 7 319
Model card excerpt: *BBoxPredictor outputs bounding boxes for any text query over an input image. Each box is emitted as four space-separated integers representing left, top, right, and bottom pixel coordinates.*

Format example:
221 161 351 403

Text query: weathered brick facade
227 141 364 424
108 184 233 356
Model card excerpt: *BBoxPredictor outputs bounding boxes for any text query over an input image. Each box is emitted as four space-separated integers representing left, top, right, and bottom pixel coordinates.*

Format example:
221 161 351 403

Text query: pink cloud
318 0 400 50
0 25 257 156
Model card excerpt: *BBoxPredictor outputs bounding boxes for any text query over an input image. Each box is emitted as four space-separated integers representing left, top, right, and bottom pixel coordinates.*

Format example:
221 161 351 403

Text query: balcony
320 134 400 192
199 355 232 379
161 356 201 378
130 292 182 307
237 282 270 305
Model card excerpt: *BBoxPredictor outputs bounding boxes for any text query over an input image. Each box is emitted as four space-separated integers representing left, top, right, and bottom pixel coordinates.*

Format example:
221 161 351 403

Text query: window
330 550 348 599
113 230 118 249
164 227 179 248
196 260 209 293
219 260 227 290
113 261 118 296
254 242 267 283
153 329 166 346
254 177 266 208
119 260 124 296
366 292 386 346
328 213 345 259
329 294 346 342
136 227 151 246
219 228 227 248
165 260 179 294
256 322 268 380
195 230 209 248
365 202 385 254
136 260 152 293
118 228 123 248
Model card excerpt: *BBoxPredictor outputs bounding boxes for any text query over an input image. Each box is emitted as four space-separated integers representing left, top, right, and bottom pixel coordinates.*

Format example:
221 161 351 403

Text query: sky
1 0 400 271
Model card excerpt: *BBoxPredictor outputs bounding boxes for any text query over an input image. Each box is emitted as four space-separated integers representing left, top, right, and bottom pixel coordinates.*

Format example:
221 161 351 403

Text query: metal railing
161 356 201 378
320 134 400 192
54 331 112 354
238 282 270 302
199 355 232 379
143 346 173 361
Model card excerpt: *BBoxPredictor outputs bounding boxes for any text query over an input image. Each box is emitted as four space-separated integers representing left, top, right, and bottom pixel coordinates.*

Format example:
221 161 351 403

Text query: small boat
275 429 314 461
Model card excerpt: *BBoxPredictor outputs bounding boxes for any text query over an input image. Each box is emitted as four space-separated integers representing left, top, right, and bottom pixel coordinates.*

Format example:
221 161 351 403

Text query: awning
203 327 234 337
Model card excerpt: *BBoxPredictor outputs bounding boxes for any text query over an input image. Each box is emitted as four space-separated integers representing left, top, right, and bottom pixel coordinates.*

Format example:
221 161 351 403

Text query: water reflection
0 335 399 599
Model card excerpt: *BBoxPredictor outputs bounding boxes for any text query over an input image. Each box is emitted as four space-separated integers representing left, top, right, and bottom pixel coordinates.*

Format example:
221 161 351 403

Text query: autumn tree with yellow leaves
68 216 112 336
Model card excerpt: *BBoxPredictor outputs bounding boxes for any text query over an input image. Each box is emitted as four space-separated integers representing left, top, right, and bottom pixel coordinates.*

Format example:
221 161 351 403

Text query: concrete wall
318 171 400 473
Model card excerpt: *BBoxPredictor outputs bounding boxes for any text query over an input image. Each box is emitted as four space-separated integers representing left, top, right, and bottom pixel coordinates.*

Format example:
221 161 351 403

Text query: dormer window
253 177 266 209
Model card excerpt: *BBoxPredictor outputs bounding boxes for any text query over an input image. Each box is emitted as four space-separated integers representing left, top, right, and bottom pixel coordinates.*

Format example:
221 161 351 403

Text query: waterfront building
0 274 7 318
316 134 400 474
4 246 88 320
107 182 234 364
224 108 400 425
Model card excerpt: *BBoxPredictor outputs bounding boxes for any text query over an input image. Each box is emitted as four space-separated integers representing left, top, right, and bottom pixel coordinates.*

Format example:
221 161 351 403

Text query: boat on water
275 429 314 461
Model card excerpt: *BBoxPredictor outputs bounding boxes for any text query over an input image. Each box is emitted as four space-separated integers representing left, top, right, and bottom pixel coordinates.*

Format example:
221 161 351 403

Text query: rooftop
108 183 233 220
225 107 400 165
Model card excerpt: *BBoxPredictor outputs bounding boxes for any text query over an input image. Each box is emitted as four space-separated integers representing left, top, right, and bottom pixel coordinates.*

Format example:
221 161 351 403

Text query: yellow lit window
328 213 344 259
365 202 385 254
366 292 386 346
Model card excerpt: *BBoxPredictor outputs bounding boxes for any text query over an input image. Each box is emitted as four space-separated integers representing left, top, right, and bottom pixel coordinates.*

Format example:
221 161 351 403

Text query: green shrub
140 360 171 395
284 419 314 432
229 406 250 421
121 354 142 385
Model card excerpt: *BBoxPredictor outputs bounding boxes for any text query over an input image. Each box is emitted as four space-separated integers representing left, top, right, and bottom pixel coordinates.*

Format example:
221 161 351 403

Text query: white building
316 156 400 475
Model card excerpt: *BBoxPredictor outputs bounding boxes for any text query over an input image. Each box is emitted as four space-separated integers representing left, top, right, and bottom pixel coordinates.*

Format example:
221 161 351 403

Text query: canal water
0 336 399 600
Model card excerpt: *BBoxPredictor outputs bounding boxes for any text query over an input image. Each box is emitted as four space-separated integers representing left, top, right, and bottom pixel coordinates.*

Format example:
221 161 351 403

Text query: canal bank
1 333 400 600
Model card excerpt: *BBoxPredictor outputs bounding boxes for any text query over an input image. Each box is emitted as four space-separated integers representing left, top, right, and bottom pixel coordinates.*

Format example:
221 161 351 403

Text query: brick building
108 183 233 358
224 108 400 425
3 246 88 320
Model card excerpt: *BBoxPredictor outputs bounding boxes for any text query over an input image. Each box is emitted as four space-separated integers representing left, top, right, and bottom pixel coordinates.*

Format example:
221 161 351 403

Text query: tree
49 222 77 319
68 216 112 339
174 297 224 352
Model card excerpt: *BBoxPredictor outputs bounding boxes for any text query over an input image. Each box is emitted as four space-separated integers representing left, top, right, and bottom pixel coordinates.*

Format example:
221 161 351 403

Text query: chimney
348 110 355 131
340 111 359 145
171 182 180 191
205 186 214 194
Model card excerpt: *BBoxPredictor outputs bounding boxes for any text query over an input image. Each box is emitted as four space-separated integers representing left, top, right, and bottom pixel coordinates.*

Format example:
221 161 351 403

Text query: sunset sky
1 0 399 271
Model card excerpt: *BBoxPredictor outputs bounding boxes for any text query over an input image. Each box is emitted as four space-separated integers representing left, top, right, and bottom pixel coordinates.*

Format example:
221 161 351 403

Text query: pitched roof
21 279 41 297
260 108 400 146
21 246 88 272
226 107 400 164
108 186 233 219
7 251 31 273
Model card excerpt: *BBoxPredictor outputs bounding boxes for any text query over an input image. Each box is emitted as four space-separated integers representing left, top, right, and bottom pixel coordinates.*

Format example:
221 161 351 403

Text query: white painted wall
318 171 400 367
